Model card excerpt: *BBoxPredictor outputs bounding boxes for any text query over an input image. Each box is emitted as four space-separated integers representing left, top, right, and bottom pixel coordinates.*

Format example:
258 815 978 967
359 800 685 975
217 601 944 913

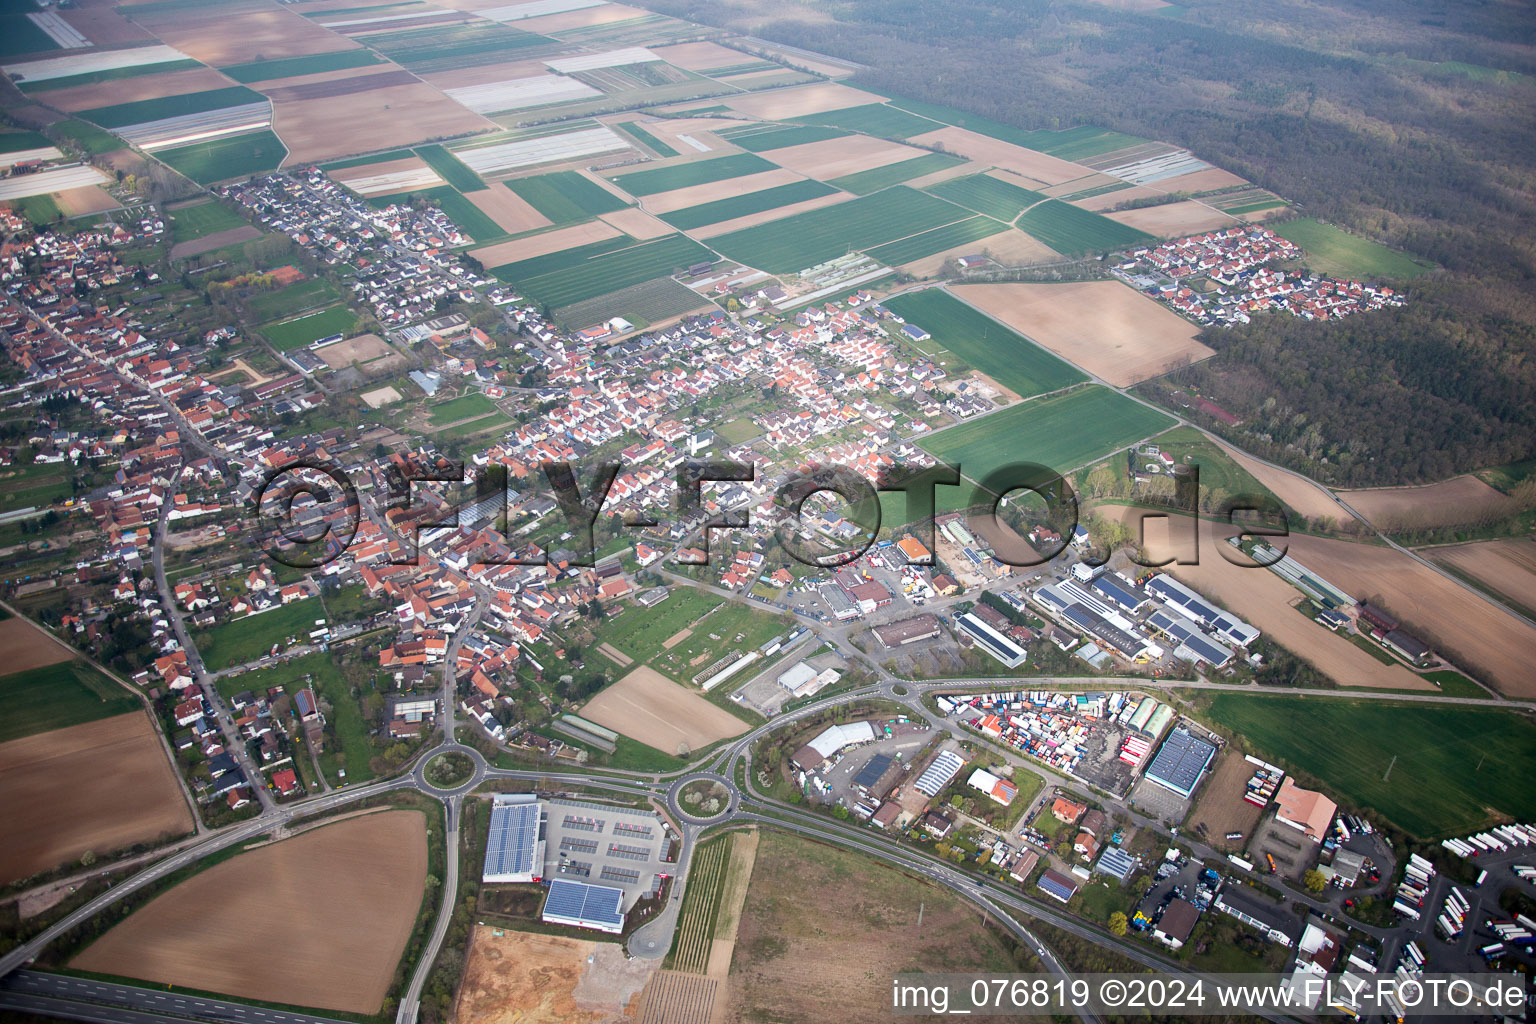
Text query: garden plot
451 124 630 175
908 125 1090 185
443 73 602 113
1 43 192 85
330 156 445 196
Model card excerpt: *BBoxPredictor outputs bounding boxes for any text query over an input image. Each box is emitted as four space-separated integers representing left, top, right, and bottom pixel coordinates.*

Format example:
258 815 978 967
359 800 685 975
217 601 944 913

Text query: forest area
641 0 1536 486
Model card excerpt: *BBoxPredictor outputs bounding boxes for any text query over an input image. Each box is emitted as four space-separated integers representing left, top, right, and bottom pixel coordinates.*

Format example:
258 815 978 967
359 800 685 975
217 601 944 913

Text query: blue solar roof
1144 727 1217 797
543 878 625 931
483 801 541 880
1090 574 1146 611
1096 847 1136 880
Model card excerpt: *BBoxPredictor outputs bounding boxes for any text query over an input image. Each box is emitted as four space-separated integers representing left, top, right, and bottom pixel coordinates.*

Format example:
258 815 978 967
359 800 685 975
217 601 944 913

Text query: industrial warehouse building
1033 581 1159 661
954 611 1027 668
873 613 943 648
1274 778 1337 842
967 768 1018 806
1145 575 1260 647
914 749 966 797
541 878 626 934
1143 727 1218 798
483 794 544 883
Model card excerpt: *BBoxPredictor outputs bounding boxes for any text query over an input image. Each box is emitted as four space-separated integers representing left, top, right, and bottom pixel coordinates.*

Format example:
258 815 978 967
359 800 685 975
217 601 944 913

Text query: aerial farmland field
827 152 964 195
865 215 1010 266
657 179 836 230
1200 693 1536 837
219 50 382 84
503 169 629 222
718 123 848 152
926 173 1048 221
0 659 139 743
609 152 776 197
413 143 485 192
1272 217 1431 278
165 199 247 242
76 85 267 130
154 130 287 184
920 385 1175 485
883 289 1086 398
788 102 944 139
1015 199 1156 254
512 234 714 307
707 185 967 274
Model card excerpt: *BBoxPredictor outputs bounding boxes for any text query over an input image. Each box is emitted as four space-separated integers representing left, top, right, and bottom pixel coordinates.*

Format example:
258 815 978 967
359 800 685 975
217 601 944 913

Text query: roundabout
414 743 487 795
667 772 739 822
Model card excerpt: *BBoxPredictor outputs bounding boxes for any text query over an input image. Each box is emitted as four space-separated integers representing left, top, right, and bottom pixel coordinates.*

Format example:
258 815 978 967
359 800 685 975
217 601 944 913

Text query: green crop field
609 153 775 197
708 185 967 274
503 170 628 223
18 58 201 93
513 234 715 308
488 234 637 281
1202 693 1536 837
248 277 341 320
1272 218 1431 278
658 179 836 230
220 50 383 83
196 598 326 668
0 462 74 514
789 103 943 139
0 13 62 57
1016 199 1155 254
618 121 678 157
595 587 722 663
553 276 705 329
368 185 501 241
875 92 1149 159
78 86 267 129
47 119 123 156
927 173 1048 221
166 201 247 242
718 123 847 152
827 152 964 195
261 305 359 351
364 22 558 73
0 660 139 743
9 195 59 227
921 385 1175 484
429 392 496 425
414 144 485 193
865 216 1009 266
0 130 52 154
154 131 287 184
884 289 1086 397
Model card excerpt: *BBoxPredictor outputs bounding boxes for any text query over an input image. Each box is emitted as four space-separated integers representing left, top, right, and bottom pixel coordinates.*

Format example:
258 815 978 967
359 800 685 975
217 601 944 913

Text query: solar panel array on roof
1146 609 1233 668
915 750 965 797
853 753 893 791
1143 727 1217 798
542 878 626 933
1090 574 1147 612
1146 575 1259 646
483 800 543 882
1095 847 1137 880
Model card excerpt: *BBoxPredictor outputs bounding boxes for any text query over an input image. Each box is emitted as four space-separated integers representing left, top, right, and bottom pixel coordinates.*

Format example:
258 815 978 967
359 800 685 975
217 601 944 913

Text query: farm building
1037 868 1079 903
483 795 544 883
967 768 1018 806
872 613 943 648
871 801 902 828
1142 727 1217 798
954 611 1027 668
541 879 625 934
1273 778 1337 842
914 749 967 798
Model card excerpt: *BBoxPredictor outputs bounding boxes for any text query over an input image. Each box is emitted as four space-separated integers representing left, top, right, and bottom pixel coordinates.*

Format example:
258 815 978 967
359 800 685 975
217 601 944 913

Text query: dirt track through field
1095 507 1434 691
72 810 427 1013
0 712 191 886
579 666 747 753
951 281 1213 386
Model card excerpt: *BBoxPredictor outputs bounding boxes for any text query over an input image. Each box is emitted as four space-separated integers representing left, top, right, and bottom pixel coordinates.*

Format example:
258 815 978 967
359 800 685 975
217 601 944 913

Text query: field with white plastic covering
545 47 657 73
2 44 191 83
453 125 629 175
27 12 89 49
2 147 64 166
334 165 444 196
115 102 272 151
443 74 600 114
477 0 607 21
0 164 109 200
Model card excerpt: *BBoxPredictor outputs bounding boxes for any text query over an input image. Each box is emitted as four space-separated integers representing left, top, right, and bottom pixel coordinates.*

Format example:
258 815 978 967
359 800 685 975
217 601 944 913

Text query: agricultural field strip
926 173 1048 221
502 170 628 222
451 126 629 175
1015 199 1155 253
111 103 273 152
413 144 483 192
336 166 443 196
2 44 193 83
476 0 607 21
716 123 848 152
219 50 384 83
78 86 269 130
827 152 963 195
154 130 287 186
865 215 1010 266
609 152 776 197
442 74 601 114
0 165 111 201
511 234 715 308
658 179 836 230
